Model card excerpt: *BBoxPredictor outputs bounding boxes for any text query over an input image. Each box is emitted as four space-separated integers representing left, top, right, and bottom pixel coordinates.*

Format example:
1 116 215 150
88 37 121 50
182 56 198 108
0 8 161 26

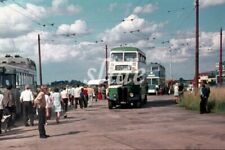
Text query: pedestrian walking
0 92 4 134
20 85 34 126
200 81 210 114
2 85 16 131
70 86 75 107
173 83 179 103
97 86 102 101
74 85 83 109
83 86 88 108
34 85 50 139
61 87 69 118
178 82 184 100
80 88 85 108
45 92 53 121
52 88 62 123
87 86 94 107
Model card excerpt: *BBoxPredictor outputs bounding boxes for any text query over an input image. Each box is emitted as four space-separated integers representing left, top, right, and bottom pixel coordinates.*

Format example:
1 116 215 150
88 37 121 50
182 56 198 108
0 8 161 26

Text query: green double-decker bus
107 47 147 109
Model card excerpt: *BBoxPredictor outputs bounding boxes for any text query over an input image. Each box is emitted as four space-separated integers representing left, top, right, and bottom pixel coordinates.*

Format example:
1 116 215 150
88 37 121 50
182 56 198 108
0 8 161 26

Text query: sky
0 0 225 84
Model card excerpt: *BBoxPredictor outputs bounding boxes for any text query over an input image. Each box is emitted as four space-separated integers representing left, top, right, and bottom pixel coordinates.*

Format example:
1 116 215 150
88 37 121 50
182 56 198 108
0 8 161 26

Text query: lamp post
169 49 173 80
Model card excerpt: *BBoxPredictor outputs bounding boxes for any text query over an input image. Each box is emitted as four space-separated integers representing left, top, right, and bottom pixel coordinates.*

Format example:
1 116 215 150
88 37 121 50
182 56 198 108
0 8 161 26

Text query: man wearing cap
20 85 34 126
34 85 50 139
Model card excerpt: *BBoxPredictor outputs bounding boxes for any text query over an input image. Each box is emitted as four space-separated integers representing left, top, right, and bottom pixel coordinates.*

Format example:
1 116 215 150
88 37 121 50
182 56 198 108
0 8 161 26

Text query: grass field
179 87 225 114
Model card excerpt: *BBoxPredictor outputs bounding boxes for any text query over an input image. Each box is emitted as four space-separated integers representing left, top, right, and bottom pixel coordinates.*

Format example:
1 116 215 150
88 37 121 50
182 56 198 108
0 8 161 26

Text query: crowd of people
0 84 107 138
0 81 211 137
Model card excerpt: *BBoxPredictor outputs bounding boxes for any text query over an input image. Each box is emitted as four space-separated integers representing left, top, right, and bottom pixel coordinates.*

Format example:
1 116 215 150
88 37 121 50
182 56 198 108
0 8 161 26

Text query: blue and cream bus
146 63 166 94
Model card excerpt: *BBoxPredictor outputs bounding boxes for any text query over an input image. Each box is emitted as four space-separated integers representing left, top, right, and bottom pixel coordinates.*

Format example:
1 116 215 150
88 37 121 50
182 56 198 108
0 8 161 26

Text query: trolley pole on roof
105 44 108 80
195 0 199 90
38 34 43 85
219 28 223 85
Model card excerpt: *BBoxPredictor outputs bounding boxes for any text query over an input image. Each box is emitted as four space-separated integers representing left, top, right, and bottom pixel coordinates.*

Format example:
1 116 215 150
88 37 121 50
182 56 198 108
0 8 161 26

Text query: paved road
1 95 225 150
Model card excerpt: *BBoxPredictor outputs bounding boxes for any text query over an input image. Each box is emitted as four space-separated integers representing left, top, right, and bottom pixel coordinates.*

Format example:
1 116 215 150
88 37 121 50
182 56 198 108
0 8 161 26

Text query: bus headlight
129 93 134 97
113 94 117 100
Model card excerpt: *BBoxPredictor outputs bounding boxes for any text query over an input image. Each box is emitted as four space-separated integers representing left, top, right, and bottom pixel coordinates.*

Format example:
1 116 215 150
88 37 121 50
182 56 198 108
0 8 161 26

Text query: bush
179 92 200 111
215 101 225 113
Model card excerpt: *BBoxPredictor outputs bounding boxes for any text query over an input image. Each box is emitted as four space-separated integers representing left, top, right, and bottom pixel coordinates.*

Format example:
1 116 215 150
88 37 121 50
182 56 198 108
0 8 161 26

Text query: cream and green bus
108 47 147 109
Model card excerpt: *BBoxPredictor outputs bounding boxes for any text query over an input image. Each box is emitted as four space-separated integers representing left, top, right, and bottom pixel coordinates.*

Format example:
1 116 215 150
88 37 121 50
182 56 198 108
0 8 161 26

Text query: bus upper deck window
111 53 123 61
124 53 136 61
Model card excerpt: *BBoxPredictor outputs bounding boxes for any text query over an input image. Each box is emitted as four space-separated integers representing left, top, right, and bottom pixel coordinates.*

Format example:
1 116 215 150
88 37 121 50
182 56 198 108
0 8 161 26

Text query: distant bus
146 63 165 94
108 47 147 109
0 55 37 116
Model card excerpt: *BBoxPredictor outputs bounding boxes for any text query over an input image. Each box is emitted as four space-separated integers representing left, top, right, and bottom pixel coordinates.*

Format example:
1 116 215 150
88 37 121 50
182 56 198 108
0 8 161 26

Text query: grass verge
179 87 225 114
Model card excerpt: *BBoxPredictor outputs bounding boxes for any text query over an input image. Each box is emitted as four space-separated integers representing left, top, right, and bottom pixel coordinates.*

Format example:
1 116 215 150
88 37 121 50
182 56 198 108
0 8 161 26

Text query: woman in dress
173 83 179 103
51 88 62 123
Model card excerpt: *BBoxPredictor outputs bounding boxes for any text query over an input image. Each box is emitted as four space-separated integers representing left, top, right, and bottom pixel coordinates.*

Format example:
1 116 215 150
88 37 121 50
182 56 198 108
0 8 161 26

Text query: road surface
1 95 225 149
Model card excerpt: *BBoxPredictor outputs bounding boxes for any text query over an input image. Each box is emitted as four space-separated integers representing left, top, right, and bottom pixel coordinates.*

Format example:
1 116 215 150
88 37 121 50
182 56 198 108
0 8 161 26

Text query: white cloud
25 3 46 19
0 29 103 64
102 14 164 45
133 4 158 14
0 3 46 38
148 31 225 64
199 0 225 8
57 20 89 35
66 5 81 14
52 0 65 8
51 0 81 15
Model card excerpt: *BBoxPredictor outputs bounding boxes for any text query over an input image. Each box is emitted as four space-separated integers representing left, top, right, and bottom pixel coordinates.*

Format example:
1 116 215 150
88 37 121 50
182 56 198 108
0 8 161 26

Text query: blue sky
0 0 225 84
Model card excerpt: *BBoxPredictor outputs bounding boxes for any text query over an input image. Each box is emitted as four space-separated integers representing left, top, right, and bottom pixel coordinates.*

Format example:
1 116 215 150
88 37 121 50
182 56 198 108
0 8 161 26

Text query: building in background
215 61 225 85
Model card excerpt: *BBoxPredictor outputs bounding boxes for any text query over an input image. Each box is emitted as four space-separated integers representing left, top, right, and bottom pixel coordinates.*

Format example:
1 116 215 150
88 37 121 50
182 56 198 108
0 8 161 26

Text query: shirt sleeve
20 92 23 102
30 91 34 101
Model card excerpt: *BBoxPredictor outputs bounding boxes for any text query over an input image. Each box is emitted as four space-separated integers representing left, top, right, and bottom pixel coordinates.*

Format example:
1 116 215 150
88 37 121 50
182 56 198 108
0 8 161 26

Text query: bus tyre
144 95 147 104
108 100 114 109
135 101 142 108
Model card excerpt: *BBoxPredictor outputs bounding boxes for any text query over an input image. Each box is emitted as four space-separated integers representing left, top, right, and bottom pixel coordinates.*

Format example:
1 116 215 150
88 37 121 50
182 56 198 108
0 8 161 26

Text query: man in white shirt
70 86 75 107
20 85 34 126
74 85 83 109
61 87 69 118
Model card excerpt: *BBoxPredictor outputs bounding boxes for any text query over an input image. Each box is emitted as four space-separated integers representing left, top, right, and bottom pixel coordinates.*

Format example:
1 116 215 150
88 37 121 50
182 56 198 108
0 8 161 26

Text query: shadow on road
112 99 176 109
49 118 86 126
51 130 87 137
0 128 37 137
0 134 36 141
144 99 176 108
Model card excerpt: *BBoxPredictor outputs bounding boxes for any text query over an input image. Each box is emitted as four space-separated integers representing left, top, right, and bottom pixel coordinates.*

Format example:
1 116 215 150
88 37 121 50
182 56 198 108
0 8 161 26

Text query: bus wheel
108 100 114 109
135 101 142 108
144 95 147 104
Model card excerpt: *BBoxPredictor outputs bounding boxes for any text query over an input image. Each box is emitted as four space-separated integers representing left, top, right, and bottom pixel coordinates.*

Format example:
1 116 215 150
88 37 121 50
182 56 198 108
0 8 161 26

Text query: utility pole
38 34 43 85
169 49 172 80
105 44 108 80
195 0 199 89
219 28 223 85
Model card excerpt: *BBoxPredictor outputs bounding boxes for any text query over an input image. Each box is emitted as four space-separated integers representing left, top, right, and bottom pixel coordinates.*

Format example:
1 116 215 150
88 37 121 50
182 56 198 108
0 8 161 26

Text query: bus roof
0 55 36 70
111 47 145 55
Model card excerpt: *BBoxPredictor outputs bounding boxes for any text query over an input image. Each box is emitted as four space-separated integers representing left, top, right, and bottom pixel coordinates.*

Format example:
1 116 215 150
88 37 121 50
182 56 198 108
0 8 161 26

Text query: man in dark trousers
34 85 50 139
200 81 210 114
20 85 34 126
2 85 15 131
